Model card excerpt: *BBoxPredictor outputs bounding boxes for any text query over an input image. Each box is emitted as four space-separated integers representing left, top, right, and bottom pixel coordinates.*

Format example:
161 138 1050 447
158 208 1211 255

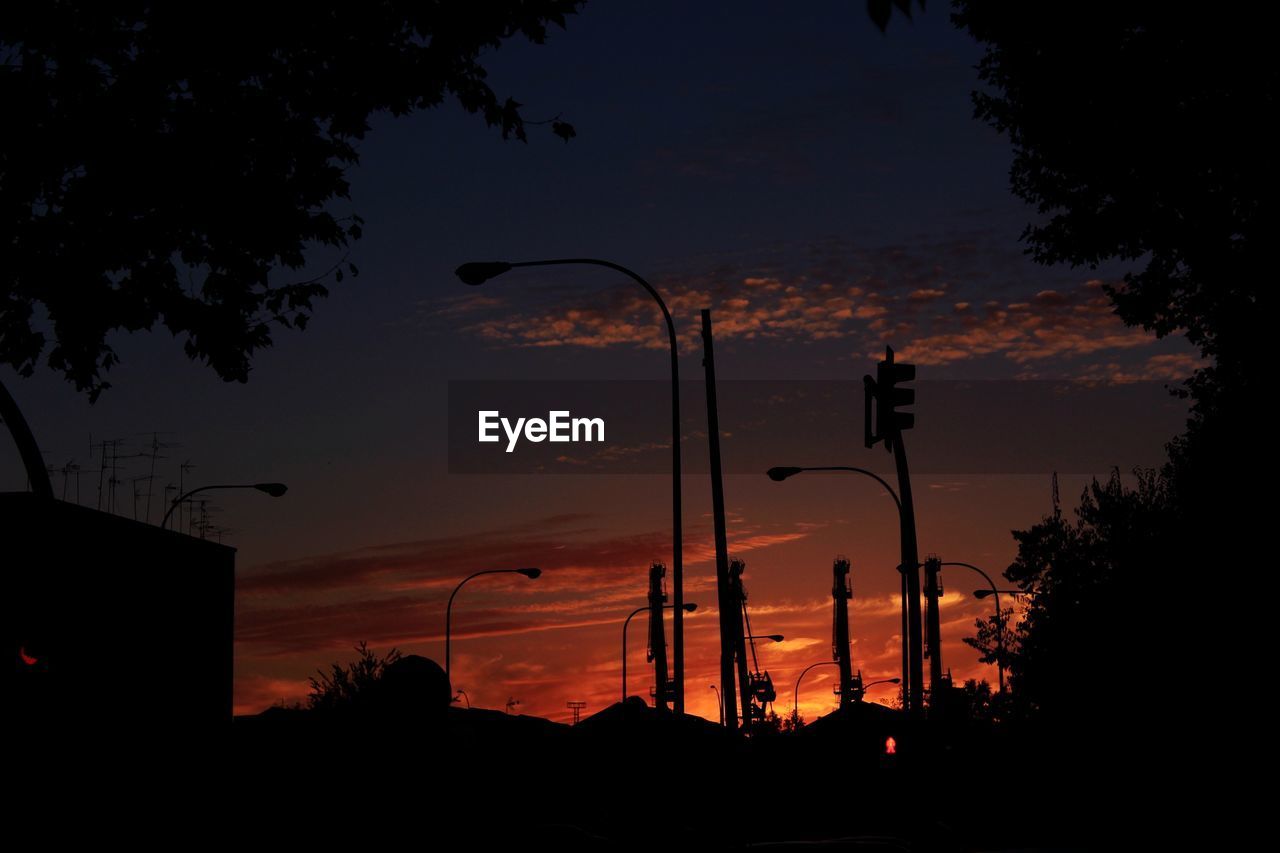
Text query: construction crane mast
730 559 777 731
832 557 858 710
647 561 672 711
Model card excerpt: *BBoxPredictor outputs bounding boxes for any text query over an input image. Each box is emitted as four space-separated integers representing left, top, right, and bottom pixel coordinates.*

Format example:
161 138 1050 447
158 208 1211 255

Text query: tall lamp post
710 684 722 725
159 482 288 530
457 258 686 714
945 561 1009 693
622 602 697 703
766 465 914 704
446 567 541 683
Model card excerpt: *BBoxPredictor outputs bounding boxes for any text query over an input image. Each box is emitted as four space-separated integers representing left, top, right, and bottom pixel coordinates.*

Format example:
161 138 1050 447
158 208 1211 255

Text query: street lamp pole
945 561 1007 694
446 567 541 684
793 660 838 723
457 258 685 714
767 465 918 706
710 684 722 725
623 602 696 703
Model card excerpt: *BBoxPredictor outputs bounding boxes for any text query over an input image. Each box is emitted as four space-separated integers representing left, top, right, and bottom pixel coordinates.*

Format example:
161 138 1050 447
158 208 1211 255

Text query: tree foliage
0 2 583 397
308 641 402 713
953 2 1269 413
968 470 1172 720
954 2 1265 739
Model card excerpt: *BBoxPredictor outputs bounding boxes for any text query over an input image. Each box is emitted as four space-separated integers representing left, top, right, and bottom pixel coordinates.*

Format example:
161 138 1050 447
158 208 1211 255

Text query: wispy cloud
427 238 1188 376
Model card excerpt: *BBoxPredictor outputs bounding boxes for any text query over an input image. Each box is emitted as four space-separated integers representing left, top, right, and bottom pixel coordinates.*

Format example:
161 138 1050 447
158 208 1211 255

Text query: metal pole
507 258 684 714
943 561 1006 693
622 605 646 703
447 568 538 683
702 309 739 731
892 435 925 716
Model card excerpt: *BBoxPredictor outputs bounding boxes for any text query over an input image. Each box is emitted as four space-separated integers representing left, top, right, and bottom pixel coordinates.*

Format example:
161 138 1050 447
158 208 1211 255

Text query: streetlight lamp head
253 483 288 497
974 589 993 599
682 603 698 613
518 568 542 579
455 261 513 285
766 466 802 482
887 678 901 684
765 634 784 643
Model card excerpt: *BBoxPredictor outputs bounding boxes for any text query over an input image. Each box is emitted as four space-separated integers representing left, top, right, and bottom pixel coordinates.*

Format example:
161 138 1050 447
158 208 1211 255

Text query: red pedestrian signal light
884 735 897 755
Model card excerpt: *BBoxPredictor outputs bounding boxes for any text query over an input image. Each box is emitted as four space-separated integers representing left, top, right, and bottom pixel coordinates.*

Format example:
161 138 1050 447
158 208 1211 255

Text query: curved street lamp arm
161 484 257 529
509 259 676 340
447 569 532 681
941 561 1008 693
782 466 901 512
621 605 649 703
793 660 839 719
940 561 1000 592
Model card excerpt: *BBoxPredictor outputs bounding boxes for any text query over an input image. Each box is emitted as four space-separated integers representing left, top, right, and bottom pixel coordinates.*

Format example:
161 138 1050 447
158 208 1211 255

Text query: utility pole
701 309 739 732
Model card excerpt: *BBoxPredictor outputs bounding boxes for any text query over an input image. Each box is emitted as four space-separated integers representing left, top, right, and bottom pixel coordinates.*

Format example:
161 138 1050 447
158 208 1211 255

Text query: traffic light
863 346 916 451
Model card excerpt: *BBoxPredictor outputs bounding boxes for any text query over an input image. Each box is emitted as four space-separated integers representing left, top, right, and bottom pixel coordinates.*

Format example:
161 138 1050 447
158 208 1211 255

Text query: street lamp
766 464 918 710
863 678 901 692
458 257 687 714
792 660 838 723
974 589 1025 598
159 482 288 530
943 561 1009 693
710 684 722 725
622 602 697 703
747 634 785 643
446 568 541 683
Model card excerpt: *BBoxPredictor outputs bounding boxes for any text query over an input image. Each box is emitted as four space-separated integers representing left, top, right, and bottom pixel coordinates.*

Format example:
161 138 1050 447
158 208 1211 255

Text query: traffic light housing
864 346 916 451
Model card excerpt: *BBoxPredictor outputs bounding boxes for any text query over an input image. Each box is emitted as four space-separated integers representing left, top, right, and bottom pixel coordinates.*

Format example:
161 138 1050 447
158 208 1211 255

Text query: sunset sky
2 3 1196 723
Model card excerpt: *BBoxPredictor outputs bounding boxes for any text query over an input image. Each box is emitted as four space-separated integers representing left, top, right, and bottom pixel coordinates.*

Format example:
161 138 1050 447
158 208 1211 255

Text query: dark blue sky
2 3 1196 717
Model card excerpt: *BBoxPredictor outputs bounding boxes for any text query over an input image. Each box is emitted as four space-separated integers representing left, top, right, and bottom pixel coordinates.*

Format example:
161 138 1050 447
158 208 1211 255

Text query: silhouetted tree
754 708 785 736
964 605 1013 687
0 2 583 397
968 469 1173 722
784 709 806 732
954 4 1263 768
953 2 1266 416
308 641 402 713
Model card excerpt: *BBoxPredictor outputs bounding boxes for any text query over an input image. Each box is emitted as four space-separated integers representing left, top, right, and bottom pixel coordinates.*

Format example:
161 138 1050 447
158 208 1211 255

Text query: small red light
19 646 38 666
884 735 897 755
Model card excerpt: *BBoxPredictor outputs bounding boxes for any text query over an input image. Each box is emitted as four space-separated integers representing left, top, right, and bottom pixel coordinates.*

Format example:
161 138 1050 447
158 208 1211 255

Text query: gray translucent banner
448 380 1187 475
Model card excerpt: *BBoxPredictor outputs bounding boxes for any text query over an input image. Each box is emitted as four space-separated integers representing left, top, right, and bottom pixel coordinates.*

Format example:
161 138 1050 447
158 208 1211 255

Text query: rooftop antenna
178 460 196 533
505 697 521 715
140 432 179 524
56 460 82 503
566 700 586 725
